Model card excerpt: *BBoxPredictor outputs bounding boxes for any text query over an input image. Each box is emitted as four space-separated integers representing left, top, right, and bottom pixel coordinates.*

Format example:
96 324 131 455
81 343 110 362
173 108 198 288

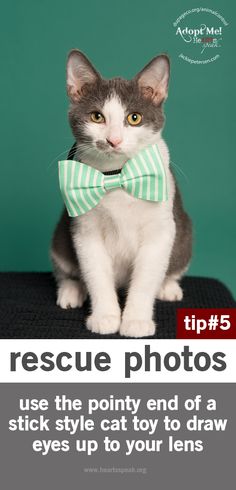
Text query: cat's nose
106 137 122 148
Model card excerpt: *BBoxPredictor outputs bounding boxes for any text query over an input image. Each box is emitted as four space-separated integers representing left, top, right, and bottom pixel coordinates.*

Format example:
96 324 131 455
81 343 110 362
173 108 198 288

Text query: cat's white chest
92 189 168 286
101 189 143 250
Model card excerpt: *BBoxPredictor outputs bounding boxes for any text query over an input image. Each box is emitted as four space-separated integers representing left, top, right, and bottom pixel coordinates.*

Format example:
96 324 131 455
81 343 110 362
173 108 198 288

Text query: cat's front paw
87 314 120 335
120 319 156 338
57 279 87 309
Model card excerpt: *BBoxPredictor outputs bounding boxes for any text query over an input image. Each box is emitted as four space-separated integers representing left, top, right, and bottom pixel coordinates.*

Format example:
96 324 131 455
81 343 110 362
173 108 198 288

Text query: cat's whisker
77 144 105 158
170 160 189 183
46 147 74 171
47 139 95 170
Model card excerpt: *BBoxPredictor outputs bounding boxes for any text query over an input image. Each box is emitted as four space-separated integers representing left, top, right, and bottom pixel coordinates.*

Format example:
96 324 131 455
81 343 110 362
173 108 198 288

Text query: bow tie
58 143 168 217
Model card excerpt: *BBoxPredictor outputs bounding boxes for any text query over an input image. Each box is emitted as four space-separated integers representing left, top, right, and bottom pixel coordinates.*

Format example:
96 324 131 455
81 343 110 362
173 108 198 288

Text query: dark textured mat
0 273 235 338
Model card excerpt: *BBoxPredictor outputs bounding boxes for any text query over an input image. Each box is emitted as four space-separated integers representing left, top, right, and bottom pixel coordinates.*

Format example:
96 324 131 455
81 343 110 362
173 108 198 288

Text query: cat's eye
127 112 142 126
90 111 105 123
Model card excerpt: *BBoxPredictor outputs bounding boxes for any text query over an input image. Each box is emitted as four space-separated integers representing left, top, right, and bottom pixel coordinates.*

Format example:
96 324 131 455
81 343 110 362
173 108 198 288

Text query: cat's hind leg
51 210 87 309
56 277 87 309
52 248 88 309
156 272 184 302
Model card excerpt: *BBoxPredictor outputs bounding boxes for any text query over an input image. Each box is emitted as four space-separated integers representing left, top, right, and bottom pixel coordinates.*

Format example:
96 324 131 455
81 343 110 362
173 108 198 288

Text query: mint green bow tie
58 143 168 217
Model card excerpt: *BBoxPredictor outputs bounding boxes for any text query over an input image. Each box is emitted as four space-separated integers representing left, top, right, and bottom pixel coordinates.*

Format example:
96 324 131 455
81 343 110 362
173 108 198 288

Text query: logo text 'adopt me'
176 25 222 55
173 8 229 65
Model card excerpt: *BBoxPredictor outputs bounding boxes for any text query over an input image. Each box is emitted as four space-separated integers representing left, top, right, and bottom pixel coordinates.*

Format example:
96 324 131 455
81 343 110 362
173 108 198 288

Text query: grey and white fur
51 49 192 337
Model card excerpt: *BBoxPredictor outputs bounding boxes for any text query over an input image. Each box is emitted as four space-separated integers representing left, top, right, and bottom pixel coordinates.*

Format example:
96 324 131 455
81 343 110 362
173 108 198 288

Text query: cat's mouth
96 140 123 155
106 147 123 155
95 142 125 159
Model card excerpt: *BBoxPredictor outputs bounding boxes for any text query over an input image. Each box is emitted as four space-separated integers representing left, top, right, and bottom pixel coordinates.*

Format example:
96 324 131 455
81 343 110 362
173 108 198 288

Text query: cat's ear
135 55 170 105
67 49 101 102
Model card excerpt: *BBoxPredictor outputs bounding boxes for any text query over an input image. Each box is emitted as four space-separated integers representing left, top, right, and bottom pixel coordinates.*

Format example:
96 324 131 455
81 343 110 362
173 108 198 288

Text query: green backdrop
1 0 235 296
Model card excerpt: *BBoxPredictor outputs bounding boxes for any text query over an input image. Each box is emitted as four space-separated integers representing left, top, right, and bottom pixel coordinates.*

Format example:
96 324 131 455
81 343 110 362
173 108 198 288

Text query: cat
51 49 192 338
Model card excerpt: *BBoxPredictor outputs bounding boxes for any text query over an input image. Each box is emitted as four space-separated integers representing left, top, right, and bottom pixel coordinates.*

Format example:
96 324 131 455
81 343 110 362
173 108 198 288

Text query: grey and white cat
51 49 192 337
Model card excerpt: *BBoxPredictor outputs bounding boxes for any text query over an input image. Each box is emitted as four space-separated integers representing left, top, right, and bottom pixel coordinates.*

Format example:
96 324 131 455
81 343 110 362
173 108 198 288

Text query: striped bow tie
58 143 168 217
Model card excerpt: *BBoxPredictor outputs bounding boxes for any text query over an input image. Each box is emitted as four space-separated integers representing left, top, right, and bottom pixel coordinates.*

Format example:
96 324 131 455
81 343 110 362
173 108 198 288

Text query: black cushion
0 273 235 338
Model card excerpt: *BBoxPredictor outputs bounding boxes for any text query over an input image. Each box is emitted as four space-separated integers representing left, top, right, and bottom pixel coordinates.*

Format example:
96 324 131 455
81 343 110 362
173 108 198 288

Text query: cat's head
67 49 170 171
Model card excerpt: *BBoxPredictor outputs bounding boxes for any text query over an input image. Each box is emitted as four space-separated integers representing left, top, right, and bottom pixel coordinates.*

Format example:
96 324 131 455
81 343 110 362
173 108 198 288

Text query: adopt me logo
173 7 229 64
